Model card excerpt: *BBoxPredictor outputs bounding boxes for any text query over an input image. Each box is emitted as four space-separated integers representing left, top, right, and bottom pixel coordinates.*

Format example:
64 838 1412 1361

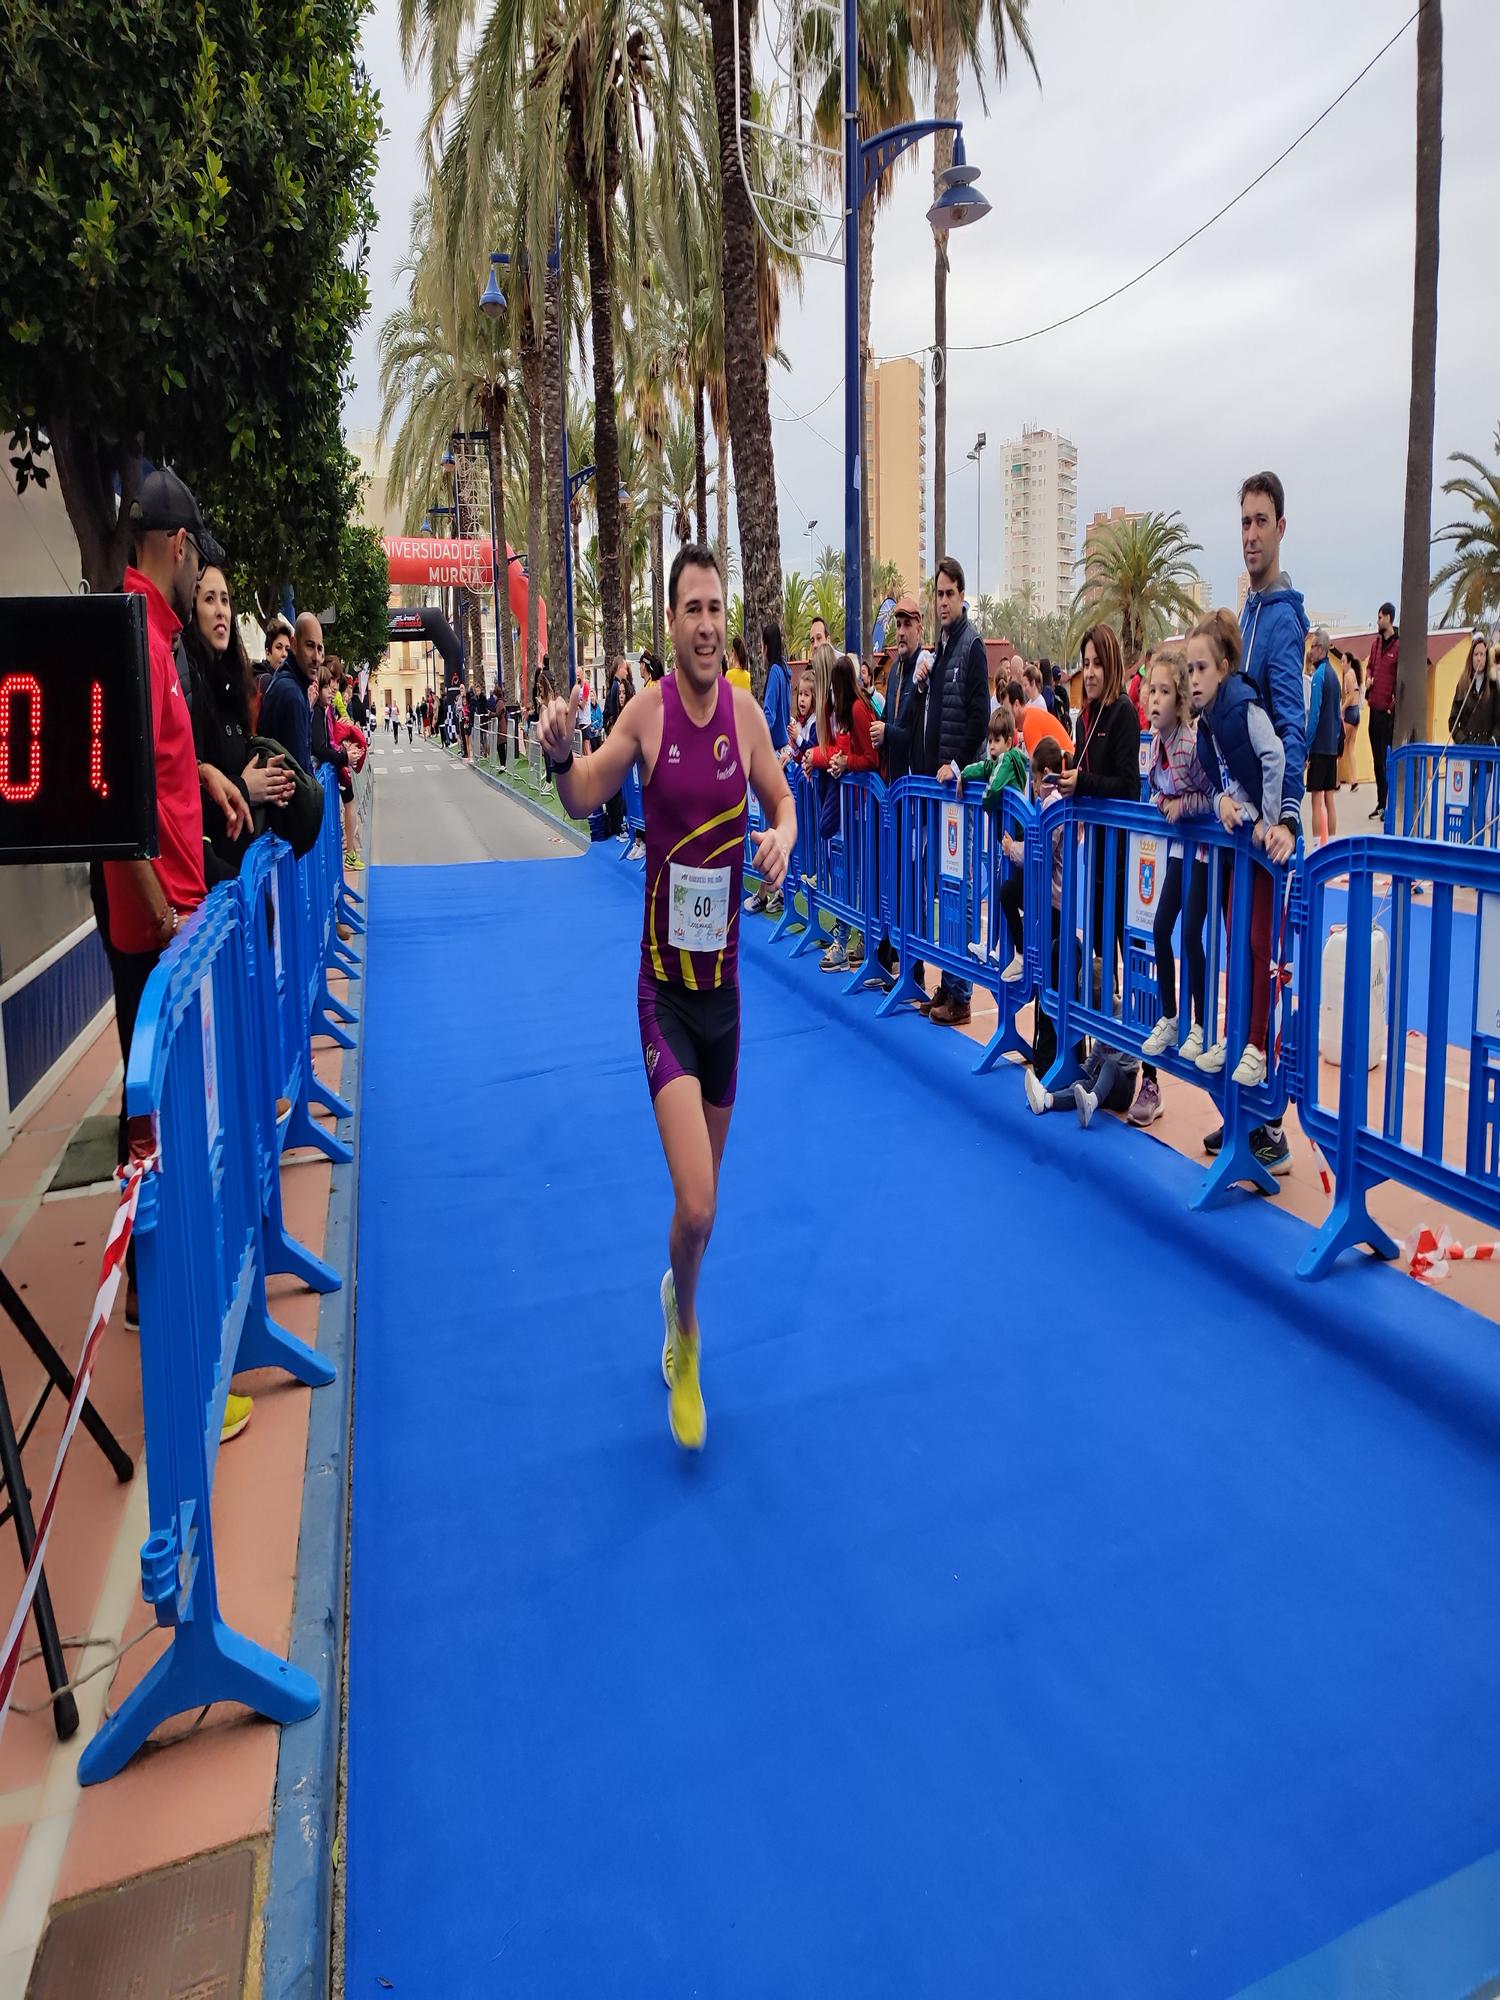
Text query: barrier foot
875 969 924 1018
284 1098 353 1166
768 898 805 945
320 983 358 1025
1296 1186 1400 1281
791 916 824 960
266 1220 341 1295
311 1008 356 1053
841 960 887 999
330 945 361 980
1191 1133 1277 1210
337 899 366 935
78 1617 320 1788
239 1301 336 1386
973 1013 1029 1075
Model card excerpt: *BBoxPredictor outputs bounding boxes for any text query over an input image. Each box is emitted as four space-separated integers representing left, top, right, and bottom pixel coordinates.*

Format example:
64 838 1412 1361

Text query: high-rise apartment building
865 358 926 599
1000 426 1077 617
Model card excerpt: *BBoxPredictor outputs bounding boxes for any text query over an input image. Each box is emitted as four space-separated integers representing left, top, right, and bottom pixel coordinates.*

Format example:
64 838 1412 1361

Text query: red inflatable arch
382 537 547 661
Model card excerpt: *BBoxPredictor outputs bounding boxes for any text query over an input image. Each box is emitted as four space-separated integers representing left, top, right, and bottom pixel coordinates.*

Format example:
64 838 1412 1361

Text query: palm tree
1067 510 1204 663
1397 0 1443 749
815 542 844 582
811 572 846 648
663 409 698 547
703 0 788 686
909 0 1037 567
1431 424 1500 628
870 557 903 603
782 570 814 650
973 591 999 637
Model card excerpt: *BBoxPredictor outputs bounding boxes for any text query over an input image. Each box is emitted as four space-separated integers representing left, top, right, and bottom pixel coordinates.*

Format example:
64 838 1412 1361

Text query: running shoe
743 888 768 914
1253 1125 1292 1177
820 943 850 972
1073 1082 1098 1128
1142 1014 1178 1057
221 1392 253 1444
1023 1068 1050 1116
1179 1023 1205 1063
660 1272 706 1451
1231 1043 1268 1088
1128 1076 1163 1127
1203 1124 1224 1156
1195 1040 1227 1075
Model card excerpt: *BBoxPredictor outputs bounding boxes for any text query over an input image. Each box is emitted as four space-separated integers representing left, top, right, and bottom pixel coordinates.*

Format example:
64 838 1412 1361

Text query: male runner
537 544 796 1450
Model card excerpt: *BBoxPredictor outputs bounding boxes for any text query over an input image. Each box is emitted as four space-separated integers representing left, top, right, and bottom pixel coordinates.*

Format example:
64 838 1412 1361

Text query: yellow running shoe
660 1269 676 1386
221 1392 253 1444
660 1271 705 1450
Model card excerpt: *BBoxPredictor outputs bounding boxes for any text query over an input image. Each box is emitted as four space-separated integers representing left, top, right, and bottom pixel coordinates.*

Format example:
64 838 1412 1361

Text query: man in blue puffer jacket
1238 470 1308 864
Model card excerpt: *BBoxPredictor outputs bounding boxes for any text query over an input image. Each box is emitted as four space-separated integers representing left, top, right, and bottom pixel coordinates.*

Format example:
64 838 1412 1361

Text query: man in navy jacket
258 612 323 773
922 556 991 1026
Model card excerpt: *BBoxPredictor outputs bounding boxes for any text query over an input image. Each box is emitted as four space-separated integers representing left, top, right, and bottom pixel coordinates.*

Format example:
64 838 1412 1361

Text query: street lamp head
937 133 980 192
927 133 991 232
479 252 507 322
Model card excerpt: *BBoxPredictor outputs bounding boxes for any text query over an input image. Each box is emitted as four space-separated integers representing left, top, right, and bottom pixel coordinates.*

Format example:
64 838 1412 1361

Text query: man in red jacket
1366 599 1399 820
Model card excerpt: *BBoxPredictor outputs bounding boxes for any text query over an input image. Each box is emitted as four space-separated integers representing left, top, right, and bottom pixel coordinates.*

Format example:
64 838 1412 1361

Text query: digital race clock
0 596 157 865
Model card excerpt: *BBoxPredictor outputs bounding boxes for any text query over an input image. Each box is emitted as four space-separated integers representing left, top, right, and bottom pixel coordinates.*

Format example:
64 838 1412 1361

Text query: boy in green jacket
956 701 1031 805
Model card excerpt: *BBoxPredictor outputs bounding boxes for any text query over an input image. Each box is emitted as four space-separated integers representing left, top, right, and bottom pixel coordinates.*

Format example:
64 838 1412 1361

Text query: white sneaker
1195 1040 1227 1075
1073 1082 1098 1128
1023 1068 1050 1116
999 951 1025 983
967 940 989 963
1179 1023 1205 1063
743 889 768 914
1231 1042 1268 1088
1142 1014 1178 1057
820 944 850 973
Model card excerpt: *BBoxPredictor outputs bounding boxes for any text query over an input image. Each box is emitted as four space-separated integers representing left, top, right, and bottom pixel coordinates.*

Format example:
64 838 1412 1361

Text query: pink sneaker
1127 1075 1163 1127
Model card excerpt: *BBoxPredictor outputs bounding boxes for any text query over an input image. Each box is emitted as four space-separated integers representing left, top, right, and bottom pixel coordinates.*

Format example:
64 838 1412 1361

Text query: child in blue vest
1187 609 1285 1091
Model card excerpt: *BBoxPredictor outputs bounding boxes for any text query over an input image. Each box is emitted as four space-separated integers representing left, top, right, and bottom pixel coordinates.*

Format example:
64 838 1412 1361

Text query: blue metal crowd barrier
78 775 354 1783
621 764 646 850
1295 836 1500 1279
791 771 886 989
1041 799 1297 1204
1385 743 1500 849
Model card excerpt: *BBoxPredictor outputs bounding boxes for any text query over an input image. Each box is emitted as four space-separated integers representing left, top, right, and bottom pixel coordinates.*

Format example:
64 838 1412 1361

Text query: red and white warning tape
1305 1134 1333 1198
1403 1224 1500 1284
0 1152 154 1740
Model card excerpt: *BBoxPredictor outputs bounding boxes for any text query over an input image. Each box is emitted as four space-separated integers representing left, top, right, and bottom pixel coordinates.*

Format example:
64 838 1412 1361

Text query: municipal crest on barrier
941 803 963 881
1138 855 1155 905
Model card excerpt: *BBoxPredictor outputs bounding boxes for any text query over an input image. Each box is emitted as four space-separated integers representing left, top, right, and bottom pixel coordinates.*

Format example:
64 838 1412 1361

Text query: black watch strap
554 749 574 776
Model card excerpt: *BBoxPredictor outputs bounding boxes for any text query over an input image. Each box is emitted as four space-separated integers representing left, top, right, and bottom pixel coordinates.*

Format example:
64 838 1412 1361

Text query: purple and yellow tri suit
637 673 748 1107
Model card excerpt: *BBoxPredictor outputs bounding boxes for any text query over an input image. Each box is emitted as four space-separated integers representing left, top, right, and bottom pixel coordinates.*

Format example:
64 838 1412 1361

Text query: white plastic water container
1319 926 1387 1069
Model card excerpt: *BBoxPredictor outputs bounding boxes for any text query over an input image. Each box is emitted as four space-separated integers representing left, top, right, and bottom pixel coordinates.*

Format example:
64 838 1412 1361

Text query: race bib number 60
669 863 731 953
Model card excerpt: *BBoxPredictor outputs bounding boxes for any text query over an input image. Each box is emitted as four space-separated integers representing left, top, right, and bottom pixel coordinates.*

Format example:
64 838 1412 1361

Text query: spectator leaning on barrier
869 593 930 985
1448 632 1498 746
258 611 323 773
1303 627 1343 847
761 619 792 756
1009 678 1073 761
1140 645 1214 1070
1365 600 1399 818
921 555 991 1026
263 614 293 675
808 646 879 975
181 562 296 884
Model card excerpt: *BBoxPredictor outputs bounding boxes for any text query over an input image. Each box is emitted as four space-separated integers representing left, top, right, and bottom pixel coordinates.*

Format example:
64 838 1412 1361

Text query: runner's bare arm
734 687 795 890
537 685 654 817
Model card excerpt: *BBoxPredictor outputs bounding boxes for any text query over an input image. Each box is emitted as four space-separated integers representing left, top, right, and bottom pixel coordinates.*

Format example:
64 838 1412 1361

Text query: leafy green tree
1 0 381 588
330 519 394 673
1431 423 1500 629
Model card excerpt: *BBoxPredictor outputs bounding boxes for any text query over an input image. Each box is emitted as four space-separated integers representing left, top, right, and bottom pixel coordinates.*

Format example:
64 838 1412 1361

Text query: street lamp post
968 431 986 606
807 517 818 578
840 9 991 657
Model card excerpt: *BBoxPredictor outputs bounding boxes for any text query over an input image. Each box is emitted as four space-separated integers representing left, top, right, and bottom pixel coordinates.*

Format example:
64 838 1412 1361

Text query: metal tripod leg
0 1362 78 1739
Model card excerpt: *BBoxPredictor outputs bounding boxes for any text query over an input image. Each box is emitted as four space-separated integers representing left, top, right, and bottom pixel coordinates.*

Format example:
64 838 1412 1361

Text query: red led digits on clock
90 679 109 798
0 674 43 804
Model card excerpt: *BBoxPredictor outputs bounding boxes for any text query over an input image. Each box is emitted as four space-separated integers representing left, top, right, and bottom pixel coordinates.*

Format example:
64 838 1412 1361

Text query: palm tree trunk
583 182 625 670
693 379 709 544
931 21 959 575
624 501 635 652
1397 0 1443 749
50 418 139 591
715 413 730 572
520 326 544 708
706 0 782 684
651 485 665 659
542 265 569 681
484 390 517 711
859 197 876 657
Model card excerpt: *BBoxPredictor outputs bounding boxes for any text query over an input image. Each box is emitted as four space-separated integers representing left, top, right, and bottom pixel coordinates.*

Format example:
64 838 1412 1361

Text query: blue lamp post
841 16 990 656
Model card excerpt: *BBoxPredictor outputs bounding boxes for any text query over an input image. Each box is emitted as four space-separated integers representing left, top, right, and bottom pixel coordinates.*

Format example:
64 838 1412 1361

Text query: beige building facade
865 358 926 600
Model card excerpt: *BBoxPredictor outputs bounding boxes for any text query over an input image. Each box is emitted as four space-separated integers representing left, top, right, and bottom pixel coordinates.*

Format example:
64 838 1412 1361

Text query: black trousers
1369 707 1394 811
90 865 160 1286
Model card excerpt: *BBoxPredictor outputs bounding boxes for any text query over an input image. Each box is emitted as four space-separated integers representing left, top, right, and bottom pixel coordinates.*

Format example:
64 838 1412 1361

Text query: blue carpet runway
347 848 1500 1999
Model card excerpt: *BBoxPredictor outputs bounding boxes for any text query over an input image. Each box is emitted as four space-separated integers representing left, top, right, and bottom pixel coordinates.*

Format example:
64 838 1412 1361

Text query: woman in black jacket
181 566 296 881
1057 623 1156 1105
1448 633 1499 746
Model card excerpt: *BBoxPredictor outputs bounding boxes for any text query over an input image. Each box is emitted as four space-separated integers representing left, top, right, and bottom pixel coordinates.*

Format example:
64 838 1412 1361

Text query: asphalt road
365 732 579 865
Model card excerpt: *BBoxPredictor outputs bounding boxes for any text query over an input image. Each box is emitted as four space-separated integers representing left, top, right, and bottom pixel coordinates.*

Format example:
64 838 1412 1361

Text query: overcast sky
345 0 1498 627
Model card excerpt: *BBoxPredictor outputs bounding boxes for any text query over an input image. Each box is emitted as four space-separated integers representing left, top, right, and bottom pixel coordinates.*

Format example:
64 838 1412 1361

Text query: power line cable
872 6 1418 364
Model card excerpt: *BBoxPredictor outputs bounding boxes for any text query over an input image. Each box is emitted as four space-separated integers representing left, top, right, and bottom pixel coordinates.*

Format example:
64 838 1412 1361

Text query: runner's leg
652 1076 731 1339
